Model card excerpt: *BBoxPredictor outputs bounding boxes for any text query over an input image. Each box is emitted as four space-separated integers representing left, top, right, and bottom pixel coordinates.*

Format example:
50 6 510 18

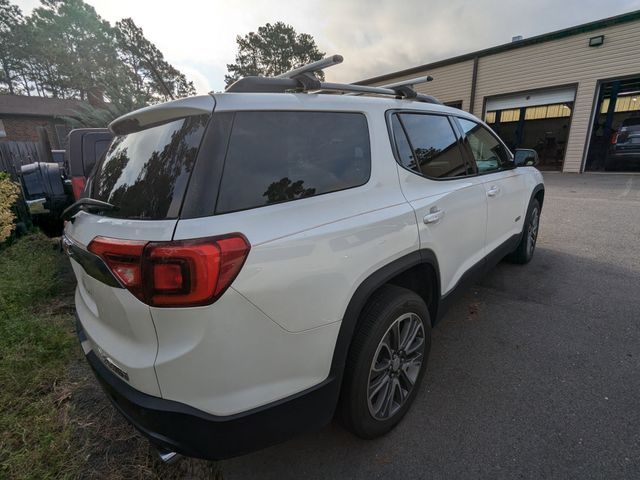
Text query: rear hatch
65 95 214 395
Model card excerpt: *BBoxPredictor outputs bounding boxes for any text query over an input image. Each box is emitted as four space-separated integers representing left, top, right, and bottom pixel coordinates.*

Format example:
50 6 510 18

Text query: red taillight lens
146 240 222 307
87 234 250 307
152 263 184 292
71 176 86 200
611 132 619 144
215 236 254 296
88 237 147 299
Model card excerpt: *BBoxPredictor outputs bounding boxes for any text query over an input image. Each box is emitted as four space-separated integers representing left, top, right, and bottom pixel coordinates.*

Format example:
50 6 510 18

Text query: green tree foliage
0 0 23 95
0 0 195 113
115 18 196 106
25 0 123 99
225 21 325 87
62 102 128 128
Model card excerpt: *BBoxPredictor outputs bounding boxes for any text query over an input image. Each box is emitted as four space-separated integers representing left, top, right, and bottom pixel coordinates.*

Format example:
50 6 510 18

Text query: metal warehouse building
359 11 640 173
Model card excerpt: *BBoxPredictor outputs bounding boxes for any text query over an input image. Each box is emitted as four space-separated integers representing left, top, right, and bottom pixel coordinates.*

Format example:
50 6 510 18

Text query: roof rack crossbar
343 75 438 101
275 55 343 79
379 75 433 90
226 77 443 104
318 82 400 96
224 54 442 104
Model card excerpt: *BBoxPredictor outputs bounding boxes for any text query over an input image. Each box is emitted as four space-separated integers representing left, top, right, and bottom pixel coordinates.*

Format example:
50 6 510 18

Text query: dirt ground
66 355 223 479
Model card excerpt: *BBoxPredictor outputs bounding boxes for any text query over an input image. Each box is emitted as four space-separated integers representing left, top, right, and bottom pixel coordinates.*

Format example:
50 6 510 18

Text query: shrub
0 172 20 243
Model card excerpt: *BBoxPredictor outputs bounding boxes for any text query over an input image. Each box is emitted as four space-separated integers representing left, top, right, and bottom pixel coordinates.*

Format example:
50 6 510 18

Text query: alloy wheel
527 206 540 257
367 312 425 420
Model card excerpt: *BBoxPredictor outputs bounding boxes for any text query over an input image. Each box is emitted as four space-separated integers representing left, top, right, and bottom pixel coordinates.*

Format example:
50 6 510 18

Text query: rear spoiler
109 95 215 135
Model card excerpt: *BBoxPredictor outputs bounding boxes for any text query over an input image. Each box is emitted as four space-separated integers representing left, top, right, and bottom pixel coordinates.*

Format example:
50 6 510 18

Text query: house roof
357 9 640 85
0 94 87 118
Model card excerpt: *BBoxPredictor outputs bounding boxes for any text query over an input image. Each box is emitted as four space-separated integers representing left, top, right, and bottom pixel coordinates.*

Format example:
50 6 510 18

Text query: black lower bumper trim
78 320 340 460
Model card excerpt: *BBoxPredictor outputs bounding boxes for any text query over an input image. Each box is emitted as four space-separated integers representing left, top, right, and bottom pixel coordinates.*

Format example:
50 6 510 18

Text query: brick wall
0 116 62 149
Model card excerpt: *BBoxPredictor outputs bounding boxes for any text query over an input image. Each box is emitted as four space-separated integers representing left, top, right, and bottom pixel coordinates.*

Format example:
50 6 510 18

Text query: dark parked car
18 128 113 236
66 128 113 199
606 117 640 171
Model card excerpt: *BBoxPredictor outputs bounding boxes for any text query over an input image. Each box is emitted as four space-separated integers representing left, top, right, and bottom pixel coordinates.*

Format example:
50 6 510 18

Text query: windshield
90 115 208 219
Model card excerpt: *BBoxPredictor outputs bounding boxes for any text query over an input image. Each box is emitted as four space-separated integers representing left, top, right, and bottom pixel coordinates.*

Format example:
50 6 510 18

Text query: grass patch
0 233 222 479
0 233 79 479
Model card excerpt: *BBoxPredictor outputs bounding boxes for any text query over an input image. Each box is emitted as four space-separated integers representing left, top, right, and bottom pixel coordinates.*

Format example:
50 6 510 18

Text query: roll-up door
486 87 576 112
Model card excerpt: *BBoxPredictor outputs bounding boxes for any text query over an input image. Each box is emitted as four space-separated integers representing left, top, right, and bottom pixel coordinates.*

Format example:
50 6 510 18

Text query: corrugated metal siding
372 60 475 110
367 19 640 172
474 21 640 172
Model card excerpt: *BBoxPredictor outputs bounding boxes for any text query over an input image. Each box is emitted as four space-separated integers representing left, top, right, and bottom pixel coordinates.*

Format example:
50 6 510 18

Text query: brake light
71 176 86 199
87 237 146 298
87 234 250 307
611 132 619 145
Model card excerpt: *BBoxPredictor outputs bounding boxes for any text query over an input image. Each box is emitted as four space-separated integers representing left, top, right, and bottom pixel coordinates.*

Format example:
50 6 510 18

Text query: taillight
611 132 619 145
87 234 250 307
71 176 86 199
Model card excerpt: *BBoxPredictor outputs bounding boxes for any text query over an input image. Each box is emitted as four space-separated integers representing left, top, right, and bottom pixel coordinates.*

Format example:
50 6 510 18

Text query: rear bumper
77 318 340 460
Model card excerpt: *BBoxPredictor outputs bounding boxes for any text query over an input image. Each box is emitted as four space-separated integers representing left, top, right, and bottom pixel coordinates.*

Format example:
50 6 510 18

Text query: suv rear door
65 96 214 395
390 111 488 295
453 117 529 255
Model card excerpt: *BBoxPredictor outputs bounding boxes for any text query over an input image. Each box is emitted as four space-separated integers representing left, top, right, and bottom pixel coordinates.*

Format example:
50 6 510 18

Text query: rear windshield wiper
62 198 118 221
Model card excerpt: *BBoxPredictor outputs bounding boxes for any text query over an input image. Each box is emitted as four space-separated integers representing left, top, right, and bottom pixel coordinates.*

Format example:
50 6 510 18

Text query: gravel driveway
218 173 640 479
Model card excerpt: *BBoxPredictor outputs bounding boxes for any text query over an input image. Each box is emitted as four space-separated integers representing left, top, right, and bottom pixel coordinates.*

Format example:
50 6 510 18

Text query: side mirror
514 148 539 167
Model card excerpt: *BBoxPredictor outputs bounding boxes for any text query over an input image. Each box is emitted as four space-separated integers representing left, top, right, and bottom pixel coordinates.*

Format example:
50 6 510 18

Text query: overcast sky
15 0 640 92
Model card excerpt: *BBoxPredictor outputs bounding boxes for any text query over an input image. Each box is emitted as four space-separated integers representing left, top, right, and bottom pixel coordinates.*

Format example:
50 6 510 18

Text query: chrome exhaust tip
155 446 181 464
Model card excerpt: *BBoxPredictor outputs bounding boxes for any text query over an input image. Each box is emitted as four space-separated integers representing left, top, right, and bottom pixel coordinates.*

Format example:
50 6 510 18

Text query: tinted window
216 112 370 213
91 115 208 219
392 113 468 178
457 118 511 173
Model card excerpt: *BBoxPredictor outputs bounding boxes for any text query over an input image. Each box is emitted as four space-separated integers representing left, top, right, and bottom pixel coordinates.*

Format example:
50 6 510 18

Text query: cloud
175 65 211 94
14 0 640 91
318 0 640 83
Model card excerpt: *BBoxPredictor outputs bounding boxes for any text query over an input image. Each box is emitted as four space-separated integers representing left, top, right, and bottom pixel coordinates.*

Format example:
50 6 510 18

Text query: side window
216 111 371 214
391 113 469 179
457 118 511 174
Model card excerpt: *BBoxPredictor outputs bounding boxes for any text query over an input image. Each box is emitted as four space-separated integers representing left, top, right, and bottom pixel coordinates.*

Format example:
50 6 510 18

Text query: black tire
506 198 540 264
339 284 431 439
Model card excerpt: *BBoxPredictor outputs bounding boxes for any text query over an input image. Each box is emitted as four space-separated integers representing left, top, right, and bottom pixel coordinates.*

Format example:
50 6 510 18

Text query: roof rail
224 54 442 104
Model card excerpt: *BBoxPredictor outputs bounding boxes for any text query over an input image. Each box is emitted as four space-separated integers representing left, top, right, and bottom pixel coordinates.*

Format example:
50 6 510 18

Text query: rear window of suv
90 115 208 219
215 111 370 214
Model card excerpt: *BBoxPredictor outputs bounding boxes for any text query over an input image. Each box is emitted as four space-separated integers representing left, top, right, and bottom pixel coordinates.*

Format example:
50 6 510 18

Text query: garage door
486 87 576 111
485 87 577 171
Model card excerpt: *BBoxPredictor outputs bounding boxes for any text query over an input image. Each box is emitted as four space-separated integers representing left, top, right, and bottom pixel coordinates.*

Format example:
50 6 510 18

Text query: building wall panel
372 60 475 111
365 18 640 172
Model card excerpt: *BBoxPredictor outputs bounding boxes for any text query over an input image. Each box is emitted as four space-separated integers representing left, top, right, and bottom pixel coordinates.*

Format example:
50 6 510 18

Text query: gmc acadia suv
63 56 544 461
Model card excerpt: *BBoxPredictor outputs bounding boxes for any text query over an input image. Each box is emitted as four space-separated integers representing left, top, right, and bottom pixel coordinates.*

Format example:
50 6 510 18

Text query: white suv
63 56 544 461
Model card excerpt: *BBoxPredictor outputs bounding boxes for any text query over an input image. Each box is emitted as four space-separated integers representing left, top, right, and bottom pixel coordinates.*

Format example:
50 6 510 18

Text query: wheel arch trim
531 183 545 210
329 249 440 380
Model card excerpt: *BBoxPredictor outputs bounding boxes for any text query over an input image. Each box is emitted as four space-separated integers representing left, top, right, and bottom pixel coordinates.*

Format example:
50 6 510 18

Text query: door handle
487 185 500 197
423 208 444 224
